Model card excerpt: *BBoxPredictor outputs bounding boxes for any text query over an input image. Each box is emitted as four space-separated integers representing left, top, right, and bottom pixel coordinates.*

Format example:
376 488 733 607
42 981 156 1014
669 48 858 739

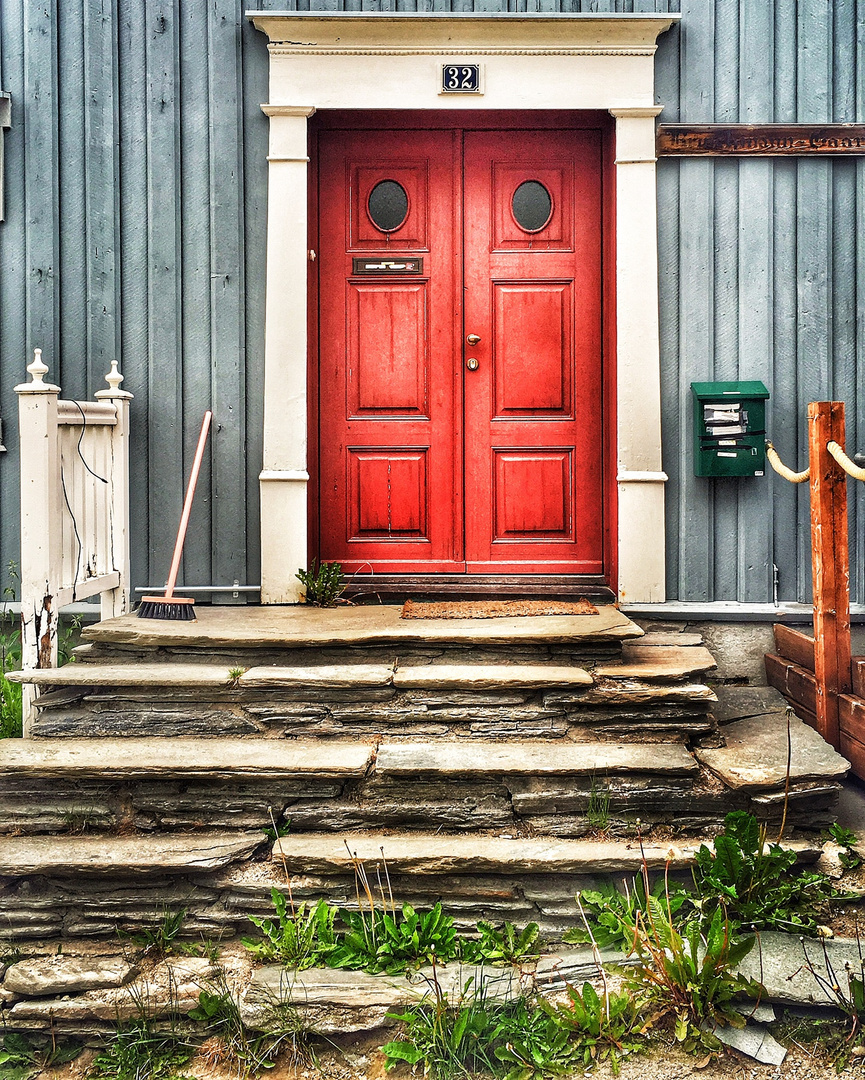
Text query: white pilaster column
259 104 315 604
610 106 667 604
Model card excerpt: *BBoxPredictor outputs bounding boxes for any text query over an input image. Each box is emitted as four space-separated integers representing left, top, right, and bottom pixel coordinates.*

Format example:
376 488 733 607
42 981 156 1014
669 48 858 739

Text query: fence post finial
16 348 60 395
27 348 48 386
96 358 133 400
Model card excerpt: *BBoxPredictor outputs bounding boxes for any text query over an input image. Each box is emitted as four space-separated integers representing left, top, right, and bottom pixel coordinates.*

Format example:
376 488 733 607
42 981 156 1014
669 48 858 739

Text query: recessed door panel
493 282 573 416
350 164 429 249
349 449 429 539
493 165 572 250
348 282 428 416
494 450 574 539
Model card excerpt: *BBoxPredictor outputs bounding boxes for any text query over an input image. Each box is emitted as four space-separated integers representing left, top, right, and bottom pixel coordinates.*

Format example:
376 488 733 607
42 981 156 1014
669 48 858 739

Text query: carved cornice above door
248 12 677 112
250 12 678 56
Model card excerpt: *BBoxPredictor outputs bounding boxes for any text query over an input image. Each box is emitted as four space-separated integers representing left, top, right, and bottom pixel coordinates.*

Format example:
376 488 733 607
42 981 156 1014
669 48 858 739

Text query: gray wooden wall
0 0 861 605
657 1 865 606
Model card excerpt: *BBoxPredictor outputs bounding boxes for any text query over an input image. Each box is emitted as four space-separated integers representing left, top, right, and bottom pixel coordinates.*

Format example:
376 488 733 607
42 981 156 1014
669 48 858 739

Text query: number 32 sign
441 64 483 94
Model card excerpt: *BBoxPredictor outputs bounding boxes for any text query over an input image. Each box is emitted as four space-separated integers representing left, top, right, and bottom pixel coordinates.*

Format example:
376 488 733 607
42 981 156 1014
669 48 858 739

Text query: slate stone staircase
0 605 848 944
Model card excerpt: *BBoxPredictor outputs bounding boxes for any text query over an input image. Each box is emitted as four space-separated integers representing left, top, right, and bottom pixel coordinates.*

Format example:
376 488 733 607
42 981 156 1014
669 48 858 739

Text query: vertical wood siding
656 1 865 604
0 0 862 604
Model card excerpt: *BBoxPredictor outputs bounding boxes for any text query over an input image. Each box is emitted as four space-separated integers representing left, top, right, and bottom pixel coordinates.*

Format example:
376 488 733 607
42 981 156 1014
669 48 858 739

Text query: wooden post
15 349 62 735
808 401 852 749
96 360 133 620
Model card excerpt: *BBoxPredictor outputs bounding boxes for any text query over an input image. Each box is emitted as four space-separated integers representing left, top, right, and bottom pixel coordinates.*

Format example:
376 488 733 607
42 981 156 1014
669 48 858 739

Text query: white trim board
251 12 676 604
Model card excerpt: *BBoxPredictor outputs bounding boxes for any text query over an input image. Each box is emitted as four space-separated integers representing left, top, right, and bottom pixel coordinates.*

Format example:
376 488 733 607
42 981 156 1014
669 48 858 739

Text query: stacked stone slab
0 830 824 944
0 605 850 947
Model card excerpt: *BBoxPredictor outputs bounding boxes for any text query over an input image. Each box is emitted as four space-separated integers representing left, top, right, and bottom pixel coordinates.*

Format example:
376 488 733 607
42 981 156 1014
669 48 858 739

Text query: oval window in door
368 180 409 233
511 180 553 233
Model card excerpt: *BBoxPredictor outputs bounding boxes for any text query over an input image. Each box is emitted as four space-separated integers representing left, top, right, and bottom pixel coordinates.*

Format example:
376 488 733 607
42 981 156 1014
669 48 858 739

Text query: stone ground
23 1029 865 1079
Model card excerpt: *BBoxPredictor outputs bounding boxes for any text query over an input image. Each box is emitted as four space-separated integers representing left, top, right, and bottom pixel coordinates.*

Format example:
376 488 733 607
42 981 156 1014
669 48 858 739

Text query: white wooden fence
15 350 131 718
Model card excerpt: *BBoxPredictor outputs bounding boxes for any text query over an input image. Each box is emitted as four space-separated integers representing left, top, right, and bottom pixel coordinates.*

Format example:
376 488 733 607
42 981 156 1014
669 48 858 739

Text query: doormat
400 598 599 619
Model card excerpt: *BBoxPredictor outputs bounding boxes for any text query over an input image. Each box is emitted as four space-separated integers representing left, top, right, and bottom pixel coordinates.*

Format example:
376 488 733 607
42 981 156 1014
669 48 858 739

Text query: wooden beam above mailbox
657 124 865 157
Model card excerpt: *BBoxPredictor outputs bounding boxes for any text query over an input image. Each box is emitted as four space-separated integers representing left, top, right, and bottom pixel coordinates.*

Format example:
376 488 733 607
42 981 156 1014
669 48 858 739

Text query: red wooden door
463 129 604 573
316 121 605 577
317 128 464 573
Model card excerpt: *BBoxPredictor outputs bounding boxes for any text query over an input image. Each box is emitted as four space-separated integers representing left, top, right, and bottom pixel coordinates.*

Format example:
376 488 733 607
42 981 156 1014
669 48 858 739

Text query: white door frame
251 11 677 604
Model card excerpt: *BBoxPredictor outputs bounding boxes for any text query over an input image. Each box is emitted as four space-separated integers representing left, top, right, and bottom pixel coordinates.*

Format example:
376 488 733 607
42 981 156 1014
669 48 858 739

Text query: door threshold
343 574 615 604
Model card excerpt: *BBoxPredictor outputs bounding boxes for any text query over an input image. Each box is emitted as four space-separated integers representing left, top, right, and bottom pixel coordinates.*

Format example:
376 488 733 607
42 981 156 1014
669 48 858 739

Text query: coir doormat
400 598 599 619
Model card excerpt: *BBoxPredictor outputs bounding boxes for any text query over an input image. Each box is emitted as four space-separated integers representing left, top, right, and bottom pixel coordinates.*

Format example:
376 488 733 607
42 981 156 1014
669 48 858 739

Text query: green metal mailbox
691 381 769 478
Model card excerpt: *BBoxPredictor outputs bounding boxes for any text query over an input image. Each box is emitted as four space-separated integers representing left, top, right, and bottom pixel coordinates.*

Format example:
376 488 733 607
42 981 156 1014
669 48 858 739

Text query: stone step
272 832 821 876
375 739 699 777
595 644 717 681
17 659 696 696
10 663 398 689
0 831 262 877
0 736 709 837
81 604 642 651
696 712 850 791
0 737 374 780
15 661 607 694
391 664 592 689
0 829 824 945
26 663 717 743
7 664 242 688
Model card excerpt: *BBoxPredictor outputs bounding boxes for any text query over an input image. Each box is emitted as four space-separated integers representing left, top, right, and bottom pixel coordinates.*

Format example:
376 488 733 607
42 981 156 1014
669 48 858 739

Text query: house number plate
441 64 482 94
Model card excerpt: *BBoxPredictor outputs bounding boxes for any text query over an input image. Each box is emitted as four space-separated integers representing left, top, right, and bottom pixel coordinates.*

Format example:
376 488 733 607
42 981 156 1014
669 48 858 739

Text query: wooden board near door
766 624 865 780
312 112 610 580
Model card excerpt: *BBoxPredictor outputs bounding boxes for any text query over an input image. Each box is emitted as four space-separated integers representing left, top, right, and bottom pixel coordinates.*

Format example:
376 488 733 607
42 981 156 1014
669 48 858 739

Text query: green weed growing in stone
89 1019 195 1080
0 1032 81 1080
689 810 857 935
331 900 460 975
460 920 542 966
0 563 22 740
585 776 611 835
825 823 864 870
383 975 520 1079
538 981 646 1077
384 970 642 1080
127 909 188 959
242 890 339 970
226 666 246 688
565 875 687 951
189 980 311 1076
325 844 461 975
570 811 858 949
295 560 346 607
619 884 762 1059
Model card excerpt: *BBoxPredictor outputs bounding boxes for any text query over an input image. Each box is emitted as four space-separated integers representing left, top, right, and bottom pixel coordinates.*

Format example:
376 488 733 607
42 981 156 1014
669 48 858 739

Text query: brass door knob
466 333 481 345
466 358 479 371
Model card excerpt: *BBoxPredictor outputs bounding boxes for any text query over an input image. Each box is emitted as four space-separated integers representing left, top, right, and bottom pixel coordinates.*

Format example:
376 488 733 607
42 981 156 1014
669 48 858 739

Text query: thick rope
827 441 865 481
765 441 809 484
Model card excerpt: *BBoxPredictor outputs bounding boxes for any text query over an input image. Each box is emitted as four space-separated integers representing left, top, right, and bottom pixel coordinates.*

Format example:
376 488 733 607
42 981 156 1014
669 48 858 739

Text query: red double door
316 117 606 577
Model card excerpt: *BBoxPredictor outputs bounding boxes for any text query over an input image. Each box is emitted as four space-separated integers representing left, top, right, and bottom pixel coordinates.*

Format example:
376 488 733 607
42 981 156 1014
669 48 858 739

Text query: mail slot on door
691 381 769 477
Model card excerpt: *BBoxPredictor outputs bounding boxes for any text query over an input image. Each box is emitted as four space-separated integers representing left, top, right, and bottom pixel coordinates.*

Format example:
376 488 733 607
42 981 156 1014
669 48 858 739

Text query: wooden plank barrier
15 350 132 734
765 401 865 777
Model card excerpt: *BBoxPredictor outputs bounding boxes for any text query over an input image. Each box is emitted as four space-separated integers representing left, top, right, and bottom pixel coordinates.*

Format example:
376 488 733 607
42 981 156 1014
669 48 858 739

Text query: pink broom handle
164 411 213 599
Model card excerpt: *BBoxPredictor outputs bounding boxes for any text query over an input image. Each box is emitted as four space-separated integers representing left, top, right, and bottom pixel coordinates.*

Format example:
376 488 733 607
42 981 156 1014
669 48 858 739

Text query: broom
137 411 212 620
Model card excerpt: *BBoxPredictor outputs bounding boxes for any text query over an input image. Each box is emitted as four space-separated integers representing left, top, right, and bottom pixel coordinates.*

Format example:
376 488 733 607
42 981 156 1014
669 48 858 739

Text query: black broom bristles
136 596 197 620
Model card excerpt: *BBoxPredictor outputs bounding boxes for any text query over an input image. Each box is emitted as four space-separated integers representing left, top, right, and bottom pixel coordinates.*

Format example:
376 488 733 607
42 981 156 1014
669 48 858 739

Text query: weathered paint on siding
655 2 865 605
0 0 862 604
